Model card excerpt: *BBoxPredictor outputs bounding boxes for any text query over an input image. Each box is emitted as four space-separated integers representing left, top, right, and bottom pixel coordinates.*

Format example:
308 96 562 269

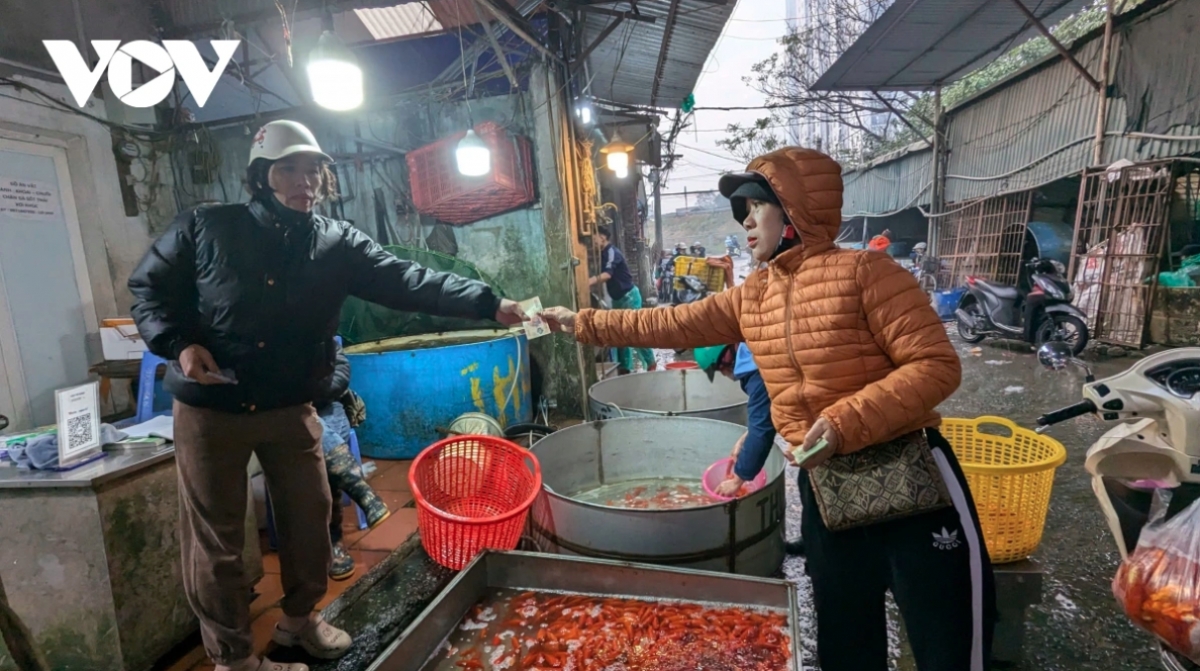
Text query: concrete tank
588 369 748 425
345 330 532 459
527 417 786 577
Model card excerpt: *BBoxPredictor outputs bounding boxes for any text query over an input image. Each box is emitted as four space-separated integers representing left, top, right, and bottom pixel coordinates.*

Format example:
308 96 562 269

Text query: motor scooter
672 275 709 305
1035 341 1200 670
956 258 1089 354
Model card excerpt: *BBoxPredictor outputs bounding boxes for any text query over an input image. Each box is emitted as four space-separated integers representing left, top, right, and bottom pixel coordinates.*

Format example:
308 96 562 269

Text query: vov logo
43 40 240 109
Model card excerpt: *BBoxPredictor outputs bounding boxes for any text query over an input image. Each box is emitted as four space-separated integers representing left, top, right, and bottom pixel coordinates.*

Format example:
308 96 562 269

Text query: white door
0 139 96 430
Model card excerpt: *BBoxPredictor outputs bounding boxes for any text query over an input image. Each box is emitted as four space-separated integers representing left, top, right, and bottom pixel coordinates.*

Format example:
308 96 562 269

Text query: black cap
719 172 781 224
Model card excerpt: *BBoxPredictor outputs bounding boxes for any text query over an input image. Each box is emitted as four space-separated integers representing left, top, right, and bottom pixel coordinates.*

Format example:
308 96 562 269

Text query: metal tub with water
588 368 748 424
345 329 531 459
367 550 802 671
527 417 786 577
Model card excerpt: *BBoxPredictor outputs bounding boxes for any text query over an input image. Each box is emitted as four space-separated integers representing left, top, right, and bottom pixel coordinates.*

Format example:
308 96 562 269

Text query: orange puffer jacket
575 148 961 454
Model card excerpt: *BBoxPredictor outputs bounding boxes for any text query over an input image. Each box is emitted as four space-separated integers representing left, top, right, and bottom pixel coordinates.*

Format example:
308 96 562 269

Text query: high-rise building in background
784 0 890 160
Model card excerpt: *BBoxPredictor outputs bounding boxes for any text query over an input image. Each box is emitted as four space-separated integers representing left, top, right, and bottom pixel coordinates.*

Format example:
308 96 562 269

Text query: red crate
406 121 536 225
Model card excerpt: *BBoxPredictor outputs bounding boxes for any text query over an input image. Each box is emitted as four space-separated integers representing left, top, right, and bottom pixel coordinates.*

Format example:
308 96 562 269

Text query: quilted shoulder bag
808 430 952 531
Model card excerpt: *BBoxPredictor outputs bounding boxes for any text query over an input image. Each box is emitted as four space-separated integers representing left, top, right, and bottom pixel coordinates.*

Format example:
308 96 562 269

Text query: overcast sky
658 0 791 209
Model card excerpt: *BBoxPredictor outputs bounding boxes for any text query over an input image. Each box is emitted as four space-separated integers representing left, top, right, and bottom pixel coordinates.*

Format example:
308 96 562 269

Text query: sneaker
272 617 352 660
329 543 355 581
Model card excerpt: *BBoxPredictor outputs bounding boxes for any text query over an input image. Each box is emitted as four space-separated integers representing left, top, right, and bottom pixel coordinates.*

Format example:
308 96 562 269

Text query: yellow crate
673 256 726 294
940 416 1067 563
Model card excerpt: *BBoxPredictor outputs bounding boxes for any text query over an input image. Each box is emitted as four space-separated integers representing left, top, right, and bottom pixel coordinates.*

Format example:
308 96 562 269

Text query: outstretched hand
494 299 529 326
539 307 578 336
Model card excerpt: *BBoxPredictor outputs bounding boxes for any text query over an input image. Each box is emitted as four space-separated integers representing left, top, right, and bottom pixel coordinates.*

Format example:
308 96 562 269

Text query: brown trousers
173 401 333 665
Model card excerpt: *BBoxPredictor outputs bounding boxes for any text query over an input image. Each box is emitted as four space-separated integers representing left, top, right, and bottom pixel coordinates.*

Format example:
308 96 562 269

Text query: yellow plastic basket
673 256 726 294
940 416 1067 564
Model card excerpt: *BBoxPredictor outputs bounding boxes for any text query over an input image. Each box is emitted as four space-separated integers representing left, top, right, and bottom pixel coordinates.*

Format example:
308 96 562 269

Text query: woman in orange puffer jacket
542 147 996 671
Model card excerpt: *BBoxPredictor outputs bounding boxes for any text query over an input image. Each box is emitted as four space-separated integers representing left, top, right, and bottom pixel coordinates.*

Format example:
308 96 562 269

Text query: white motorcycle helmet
248 120 333 166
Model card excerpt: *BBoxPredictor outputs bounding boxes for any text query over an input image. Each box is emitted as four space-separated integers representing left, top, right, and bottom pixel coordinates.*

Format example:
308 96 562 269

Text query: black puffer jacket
315 341 351 409
128 200 501 414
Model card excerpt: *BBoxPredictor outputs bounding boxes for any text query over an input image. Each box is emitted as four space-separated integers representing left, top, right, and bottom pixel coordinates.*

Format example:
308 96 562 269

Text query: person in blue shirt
695 343 803 555
590 225 657 374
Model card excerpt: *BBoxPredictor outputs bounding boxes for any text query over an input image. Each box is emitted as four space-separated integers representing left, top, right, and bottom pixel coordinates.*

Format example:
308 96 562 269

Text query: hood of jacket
744 148 843 264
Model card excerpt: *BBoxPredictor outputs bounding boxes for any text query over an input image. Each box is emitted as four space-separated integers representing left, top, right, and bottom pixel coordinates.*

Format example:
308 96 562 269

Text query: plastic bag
1112 493 1200 662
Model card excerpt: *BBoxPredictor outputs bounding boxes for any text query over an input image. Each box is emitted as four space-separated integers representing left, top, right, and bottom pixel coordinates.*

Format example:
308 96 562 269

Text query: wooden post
929 86 946 259
1093 0 1115 166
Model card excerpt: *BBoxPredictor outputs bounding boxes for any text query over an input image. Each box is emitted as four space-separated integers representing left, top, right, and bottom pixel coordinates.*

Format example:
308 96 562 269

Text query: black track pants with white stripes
799 428 997 671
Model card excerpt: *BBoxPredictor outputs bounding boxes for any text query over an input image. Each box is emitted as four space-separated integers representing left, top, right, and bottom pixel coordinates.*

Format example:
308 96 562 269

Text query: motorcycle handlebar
1035 400 1097 427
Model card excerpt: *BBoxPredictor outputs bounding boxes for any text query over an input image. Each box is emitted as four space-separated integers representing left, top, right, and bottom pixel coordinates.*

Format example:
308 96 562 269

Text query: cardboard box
100 318 148 361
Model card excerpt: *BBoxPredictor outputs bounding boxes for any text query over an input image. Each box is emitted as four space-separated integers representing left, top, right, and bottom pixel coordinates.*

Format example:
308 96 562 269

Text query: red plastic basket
406 122 536 225
408 435 542 570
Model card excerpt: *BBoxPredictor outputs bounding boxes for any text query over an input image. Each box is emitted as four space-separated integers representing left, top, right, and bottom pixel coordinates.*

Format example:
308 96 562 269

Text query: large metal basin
527 417 786 577
588 369 748 424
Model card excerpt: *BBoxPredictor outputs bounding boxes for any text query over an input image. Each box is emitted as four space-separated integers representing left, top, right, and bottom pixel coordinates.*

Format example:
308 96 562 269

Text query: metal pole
1093 0 1115 166
653 168 664 251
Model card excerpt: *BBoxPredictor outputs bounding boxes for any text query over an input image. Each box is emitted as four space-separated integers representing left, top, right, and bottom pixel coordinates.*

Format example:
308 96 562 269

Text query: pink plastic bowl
701 458 768 501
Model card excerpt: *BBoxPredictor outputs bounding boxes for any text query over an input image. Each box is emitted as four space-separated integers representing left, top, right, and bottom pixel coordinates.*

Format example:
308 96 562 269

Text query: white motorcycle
1035 341 1200 671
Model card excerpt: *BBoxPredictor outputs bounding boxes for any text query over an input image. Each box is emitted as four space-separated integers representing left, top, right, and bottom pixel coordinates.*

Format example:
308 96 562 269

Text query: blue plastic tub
933 287 967 321
345 330 532 459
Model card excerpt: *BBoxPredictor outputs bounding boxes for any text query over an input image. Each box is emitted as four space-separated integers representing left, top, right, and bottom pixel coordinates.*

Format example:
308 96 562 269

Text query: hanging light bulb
600 132 635 179
307 30 363 111
456 128 491 176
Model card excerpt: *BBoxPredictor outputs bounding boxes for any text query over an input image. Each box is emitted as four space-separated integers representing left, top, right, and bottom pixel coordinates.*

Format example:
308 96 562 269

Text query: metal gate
934 192 1032 289
1069 160 1175 348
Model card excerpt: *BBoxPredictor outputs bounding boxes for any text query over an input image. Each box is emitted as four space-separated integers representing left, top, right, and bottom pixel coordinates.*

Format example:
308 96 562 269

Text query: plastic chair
136 352 172 423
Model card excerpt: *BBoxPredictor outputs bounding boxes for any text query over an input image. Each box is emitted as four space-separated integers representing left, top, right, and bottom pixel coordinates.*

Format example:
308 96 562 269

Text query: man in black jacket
129 120 525 671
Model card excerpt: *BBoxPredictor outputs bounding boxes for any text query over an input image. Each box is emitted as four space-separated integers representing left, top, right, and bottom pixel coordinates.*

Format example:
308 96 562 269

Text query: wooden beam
577 15 625 66
474 0 563 63
1005 0 1101 90
649 0 681 107
469 0 521 90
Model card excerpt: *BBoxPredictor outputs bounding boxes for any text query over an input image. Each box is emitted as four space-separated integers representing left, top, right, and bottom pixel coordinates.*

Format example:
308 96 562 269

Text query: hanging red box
406 121 536 225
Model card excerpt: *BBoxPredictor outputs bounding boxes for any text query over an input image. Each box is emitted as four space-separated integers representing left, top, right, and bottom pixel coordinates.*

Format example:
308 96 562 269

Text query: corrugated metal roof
354 3 443 40
842 146 933 218
584 0 735 108
945 0 1200 202
812 0 1091 91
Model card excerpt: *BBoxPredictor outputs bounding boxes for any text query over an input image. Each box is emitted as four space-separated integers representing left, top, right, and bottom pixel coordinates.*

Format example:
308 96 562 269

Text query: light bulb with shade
456 130 491 176
606 150 629 177
307 31 363 111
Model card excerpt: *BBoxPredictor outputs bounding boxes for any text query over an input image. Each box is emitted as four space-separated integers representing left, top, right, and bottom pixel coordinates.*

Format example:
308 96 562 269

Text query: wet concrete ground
922 331 1161 670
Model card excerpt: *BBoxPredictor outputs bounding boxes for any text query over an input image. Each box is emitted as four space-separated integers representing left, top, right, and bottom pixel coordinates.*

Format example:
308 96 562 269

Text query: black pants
799 428 997 671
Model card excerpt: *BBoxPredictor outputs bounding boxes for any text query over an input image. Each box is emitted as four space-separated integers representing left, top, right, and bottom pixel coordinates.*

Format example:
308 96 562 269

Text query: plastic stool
136 352 171 422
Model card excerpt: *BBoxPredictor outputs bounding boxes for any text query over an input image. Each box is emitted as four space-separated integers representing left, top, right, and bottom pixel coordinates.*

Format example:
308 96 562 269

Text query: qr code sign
67 414 94 450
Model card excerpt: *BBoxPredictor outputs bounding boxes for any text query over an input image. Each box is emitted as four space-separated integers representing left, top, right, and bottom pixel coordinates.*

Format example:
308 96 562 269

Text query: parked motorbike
726 244 742 258
672 275 709 305
1036 341 1200 671
955 258 1089 355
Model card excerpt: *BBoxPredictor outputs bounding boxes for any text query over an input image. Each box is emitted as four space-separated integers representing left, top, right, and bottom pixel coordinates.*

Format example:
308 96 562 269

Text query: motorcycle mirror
1037 341 1096 382
1037 341 1073 371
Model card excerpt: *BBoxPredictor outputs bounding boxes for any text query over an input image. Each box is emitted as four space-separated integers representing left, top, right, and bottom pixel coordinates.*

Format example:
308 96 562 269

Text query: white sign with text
0 177 59 220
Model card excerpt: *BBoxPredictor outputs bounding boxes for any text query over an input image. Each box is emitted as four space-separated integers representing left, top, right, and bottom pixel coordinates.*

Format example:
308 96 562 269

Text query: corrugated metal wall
945 0 1200 204
842 147 933 218
842 0 1200 212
